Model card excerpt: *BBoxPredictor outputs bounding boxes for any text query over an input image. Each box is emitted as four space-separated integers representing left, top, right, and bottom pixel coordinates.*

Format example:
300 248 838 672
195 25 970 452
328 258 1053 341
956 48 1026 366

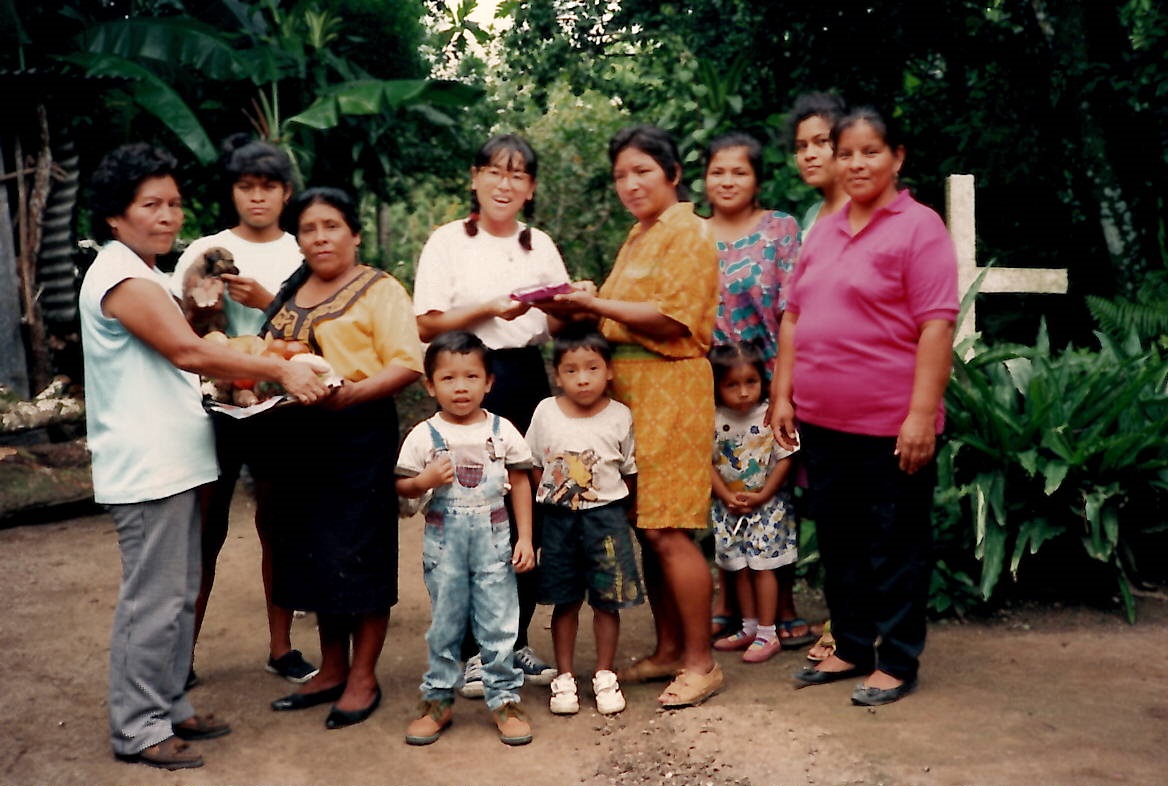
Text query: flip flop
710 614 740 639
778 618 817 650
658 664 724 708
806 621 836 663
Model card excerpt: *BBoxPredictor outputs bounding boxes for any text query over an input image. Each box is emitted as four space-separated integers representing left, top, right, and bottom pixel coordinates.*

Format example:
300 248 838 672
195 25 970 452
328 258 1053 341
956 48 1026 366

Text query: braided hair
464 133 538 252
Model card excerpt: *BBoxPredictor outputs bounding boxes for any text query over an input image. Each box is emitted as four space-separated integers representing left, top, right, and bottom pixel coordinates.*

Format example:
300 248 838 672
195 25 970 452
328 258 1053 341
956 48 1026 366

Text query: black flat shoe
793 664 868 688
851 677 918 706
325 685 381 730
271 682 346 711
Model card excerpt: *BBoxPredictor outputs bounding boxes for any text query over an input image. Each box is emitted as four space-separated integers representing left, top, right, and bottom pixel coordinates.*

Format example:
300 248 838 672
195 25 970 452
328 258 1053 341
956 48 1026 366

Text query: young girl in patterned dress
705 133 814 651
708 342 799 663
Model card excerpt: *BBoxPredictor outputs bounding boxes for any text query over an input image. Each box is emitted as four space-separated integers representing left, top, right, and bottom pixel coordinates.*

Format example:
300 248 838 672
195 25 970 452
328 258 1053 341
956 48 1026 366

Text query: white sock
741 618 759 636
756 624 777 643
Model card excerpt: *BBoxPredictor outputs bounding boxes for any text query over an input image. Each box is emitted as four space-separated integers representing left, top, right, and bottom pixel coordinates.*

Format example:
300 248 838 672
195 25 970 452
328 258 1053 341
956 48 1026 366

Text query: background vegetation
2 0 1166 616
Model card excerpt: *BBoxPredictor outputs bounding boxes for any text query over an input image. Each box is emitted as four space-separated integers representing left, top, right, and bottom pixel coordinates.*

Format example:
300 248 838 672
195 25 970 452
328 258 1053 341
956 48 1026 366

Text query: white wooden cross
945 174 1068 345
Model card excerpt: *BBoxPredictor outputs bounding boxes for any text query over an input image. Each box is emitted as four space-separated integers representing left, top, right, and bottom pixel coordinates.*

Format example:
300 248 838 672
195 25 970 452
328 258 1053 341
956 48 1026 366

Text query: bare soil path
1 491 1166 786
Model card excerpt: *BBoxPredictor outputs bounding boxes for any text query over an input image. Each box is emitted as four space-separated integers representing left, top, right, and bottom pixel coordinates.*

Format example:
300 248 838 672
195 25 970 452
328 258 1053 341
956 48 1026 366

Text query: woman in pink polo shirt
771 107 958 706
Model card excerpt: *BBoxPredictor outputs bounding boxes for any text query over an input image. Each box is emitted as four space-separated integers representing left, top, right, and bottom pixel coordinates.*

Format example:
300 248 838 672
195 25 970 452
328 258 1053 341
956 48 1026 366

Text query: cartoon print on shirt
545 449 601 510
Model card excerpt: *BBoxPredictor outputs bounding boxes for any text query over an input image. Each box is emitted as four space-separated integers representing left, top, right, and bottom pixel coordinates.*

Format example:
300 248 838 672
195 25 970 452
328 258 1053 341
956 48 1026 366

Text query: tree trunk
0 140 30 398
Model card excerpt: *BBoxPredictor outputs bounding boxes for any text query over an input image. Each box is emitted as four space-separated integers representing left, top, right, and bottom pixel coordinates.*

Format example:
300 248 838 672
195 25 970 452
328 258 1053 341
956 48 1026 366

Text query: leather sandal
617 656 683 684
806 620 836 662
173 713 231 741
657 664 724 708
115 736 204 770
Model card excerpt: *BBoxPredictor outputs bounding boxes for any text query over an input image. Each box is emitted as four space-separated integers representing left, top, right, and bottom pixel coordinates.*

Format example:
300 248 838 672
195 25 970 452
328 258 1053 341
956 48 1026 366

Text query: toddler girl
709 342 798 663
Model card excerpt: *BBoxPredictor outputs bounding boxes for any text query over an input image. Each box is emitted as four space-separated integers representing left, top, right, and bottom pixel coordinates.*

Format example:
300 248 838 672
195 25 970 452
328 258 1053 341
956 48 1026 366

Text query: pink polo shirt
785 189 958 436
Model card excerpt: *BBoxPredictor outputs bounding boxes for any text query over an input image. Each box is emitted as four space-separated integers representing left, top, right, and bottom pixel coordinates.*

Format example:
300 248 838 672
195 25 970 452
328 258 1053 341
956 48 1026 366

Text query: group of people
80 90 957 770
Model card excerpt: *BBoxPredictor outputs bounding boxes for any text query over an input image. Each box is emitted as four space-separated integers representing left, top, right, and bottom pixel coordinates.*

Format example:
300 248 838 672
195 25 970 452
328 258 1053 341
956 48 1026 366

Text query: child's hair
465 133 538 251
709 341 769 405
552 321 612 367
423 330 493 379
90 143 178 242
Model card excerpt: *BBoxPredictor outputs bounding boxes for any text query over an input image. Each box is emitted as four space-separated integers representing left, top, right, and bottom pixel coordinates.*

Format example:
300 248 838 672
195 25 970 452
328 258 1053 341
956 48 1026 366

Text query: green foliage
1085 268 1168 346
521 85 630 282
940 323 1168 621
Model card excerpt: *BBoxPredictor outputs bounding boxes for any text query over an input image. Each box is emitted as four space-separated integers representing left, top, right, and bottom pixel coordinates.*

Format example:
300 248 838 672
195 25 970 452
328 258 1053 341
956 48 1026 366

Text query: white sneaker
592 669 626 715
458 654 484 699
549 673 579 715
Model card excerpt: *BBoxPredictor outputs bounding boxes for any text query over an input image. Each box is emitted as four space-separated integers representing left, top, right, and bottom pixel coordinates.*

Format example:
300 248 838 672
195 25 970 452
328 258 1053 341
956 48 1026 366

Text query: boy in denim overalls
396 331 536 746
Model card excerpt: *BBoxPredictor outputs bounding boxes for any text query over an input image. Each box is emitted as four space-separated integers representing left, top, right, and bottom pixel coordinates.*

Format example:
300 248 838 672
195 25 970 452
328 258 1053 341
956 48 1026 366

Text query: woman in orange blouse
554 125 722 707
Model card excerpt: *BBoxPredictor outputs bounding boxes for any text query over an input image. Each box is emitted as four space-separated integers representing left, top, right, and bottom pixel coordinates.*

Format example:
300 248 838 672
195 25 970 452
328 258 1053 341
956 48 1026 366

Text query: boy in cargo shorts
525 323 645 715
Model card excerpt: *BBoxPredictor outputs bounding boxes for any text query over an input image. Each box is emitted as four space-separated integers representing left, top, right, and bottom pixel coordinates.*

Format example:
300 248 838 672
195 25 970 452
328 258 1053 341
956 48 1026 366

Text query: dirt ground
1 489 1166 786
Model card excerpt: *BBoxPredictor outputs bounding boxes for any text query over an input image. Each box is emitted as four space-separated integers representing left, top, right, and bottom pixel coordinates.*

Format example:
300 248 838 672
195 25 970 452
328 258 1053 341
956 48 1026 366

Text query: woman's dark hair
552 320 611 367
608 124 689 202
786 92 848 148
423 330 493 379
831 105 904 152
465 133 538 252
709 341 769 405
704 132 764 183
90 143 178 242
282 186 361 236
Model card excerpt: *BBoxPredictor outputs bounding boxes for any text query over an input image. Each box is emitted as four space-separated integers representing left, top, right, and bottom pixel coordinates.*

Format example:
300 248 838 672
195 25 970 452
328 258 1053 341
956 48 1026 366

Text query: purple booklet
510 282 574 302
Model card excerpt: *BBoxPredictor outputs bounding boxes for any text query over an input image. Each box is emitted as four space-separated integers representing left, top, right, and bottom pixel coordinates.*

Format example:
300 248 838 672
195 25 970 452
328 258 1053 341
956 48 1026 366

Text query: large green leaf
286 79 482 130
78 17 247 82
58 52 216 163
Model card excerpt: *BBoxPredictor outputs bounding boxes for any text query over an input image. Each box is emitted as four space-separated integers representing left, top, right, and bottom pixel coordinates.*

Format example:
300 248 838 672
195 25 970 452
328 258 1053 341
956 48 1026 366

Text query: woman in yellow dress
554 125 722 707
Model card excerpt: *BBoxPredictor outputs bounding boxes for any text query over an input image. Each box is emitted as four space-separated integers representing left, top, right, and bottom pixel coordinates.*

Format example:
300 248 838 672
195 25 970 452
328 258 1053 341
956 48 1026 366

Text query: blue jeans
421 504 521 710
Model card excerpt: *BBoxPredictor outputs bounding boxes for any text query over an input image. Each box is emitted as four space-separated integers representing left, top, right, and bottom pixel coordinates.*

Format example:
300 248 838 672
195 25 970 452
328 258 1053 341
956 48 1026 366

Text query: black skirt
250 396 400 616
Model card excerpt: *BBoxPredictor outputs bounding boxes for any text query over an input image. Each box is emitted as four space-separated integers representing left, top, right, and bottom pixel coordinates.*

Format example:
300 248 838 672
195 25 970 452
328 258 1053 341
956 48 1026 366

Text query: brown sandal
806 620 836 663
657 664 724 708
618 656 683 684
115 736 204 770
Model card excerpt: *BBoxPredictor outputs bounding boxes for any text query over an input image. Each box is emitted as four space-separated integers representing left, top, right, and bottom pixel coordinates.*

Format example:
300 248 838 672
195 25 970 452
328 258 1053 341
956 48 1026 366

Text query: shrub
937 323 1168 621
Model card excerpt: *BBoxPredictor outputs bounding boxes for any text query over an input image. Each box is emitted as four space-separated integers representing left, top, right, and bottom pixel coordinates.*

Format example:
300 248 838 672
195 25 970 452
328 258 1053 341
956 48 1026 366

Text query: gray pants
106 490 200 755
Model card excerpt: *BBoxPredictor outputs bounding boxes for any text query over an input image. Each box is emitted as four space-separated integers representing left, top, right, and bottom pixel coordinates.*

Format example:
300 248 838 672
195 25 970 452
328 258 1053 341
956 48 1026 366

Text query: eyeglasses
475 166 532 186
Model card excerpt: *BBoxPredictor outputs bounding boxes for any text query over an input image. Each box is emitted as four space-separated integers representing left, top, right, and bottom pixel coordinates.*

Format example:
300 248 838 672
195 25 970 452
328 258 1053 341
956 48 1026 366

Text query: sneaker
742 636 783 663
459 654 485 699
266 649 320 684
492 701 533 746
592 669 626 715
549 673 579 715
713 629 756 651
514 646 556 686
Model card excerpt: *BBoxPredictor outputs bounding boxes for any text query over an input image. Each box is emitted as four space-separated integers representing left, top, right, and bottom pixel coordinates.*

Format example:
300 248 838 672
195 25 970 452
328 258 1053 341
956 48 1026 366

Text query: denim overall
420 415 522 710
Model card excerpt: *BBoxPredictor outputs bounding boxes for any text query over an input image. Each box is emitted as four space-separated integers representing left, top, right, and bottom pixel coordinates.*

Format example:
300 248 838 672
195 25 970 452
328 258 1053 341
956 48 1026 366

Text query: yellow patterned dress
599 202 719 530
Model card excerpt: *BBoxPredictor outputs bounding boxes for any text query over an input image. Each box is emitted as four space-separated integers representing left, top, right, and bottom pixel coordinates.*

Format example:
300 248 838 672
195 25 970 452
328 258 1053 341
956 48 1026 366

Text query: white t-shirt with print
525 397 636 510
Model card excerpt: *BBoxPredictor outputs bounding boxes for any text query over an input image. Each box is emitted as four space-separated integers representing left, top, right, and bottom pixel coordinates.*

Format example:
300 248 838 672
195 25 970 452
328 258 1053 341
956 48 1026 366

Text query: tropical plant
940 323 1168 621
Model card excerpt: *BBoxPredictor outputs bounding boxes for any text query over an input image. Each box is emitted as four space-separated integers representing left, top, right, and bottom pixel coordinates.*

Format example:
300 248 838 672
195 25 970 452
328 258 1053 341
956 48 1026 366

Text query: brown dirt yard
1 489 1166 786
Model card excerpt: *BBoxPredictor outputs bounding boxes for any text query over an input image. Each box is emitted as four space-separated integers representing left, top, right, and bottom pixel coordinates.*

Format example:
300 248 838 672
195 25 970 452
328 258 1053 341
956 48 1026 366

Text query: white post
946 174 1069 346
